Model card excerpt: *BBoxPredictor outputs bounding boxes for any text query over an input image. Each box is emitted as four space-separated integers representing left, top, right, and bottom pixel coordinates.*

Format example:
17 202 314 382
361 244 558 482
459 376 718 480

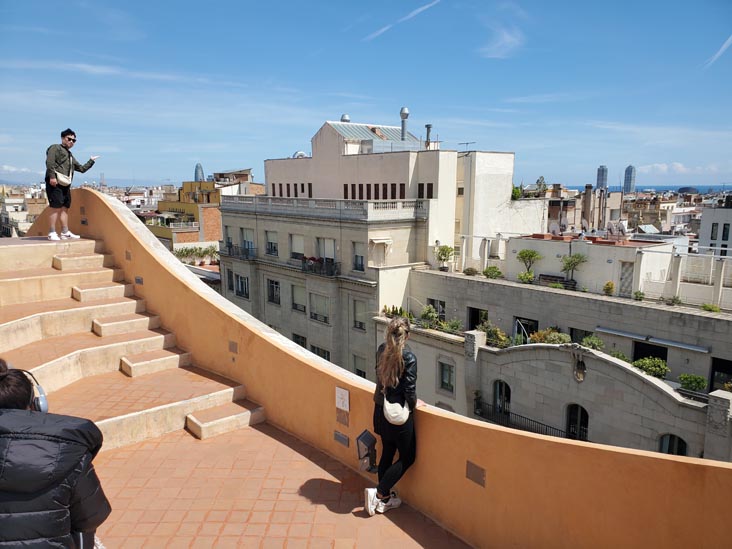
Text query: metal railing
220 244 257 260
474 399 567 439
301 258 341 277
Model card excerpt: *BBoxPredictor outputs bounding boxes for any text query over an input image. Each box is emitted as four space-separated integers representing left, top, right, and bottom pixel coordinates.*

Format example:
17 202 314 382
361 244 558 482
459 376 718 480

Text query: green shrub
633 291 645 301
439 318 463 334
678 373 708 392
511 186 522 200
632 357 670 379
581 334 605 351
463 267 479 276
665 295 682 306
483 266 503 279
724 381 732 393
548 282 565 289
702 303 721 312
477 320 510 348
529 328 570 344
419 305 439 329
517 271 535 284
609 350 631 363
560 253 588 280
602 281 615 296
517 249 542 271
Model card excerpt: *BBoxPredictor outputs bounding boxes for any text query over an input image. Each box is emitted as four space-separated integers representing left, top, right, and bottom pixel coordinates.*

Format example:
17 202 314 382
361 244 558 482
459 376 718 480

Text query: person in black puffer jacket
0 358 111 548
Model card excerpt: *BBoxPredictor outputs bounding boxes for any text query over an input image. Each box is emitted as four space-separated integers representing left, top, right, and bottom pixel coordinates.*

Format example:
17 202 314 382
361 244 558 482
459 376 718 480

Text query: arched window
493 380 511 415
659 434 687 456
566 404 589 441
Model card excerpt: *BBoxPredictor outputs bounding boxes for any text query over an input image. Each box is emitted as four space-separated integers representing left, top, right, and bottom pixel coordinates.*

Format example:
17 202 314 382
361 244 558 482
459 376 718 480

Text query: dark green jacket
45 144 95 184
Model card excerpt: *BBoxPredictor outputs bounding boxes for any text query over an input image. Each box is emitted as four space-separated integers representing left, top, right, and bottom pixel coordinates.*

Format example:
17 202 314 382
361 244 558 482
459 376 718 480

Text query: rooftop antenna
458 141 476 151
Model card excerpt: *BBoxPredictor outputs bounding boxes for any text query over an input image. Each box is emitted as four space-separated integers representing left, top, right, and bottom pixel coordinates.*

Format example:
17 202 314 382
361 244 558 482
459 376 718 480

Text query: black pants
374 406 416 496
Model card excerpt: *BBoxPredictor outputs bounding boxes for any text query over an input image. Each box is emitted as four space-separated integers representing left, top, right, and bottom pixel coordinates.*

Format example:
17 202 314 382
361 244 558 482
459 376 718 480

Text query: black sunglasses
66 137 76 142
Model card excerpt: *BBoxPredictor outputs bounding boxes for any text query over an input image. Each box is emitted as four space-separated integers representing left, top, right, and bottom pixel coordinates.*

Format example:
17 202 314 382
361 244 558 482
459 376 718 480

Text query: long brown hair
378 316 410 391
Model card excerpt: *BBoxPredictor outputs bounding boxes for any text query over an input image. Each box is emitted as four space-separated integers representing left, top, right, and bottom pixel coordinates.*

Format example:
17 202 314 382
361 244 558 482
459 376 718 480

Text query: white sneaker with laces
364 487 378 516
60 230 80 239
376 492 402 513
48 232 61 241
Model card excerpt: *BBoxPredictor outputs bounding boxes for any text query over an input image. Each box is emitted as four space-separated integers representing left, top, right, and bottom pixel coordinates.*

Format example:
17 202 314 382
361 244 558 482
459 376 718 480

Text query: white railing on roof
220 196 429 221
169 222 199 229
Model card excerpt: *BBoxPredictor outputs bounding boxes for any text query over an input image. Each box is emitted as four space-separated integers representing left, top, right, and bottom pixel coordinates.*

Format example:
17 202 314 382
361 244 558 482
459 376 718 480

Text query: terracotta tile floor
49 367 239 421
95 425 471 548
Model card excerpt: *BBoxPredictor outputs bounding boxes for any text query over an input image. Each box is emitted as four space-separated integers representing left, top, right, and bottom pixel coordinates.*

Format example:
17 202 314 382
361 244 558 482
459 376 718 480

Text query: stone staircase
0 237 264 450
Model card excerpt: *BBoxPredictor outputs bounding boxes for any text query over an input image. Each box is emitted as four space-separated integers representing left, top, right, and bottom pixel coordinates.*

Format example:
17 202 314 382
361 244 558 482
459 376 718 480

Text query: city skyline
1 1 731 188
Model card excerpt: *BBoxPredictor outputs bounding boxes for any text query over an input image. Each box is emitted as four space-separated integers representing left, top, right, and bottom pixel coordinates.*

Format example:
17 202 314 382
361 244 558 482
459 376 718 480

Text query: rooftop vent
340 114 350 123
400 107 409 141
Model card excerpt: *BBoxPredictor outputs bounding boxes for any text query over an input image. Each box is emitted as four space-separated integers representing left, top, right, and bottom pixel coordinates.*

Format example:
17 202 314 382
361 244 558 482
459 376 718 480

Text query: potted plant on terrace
559 253 588 291
516 249 542 283
435 245 455 272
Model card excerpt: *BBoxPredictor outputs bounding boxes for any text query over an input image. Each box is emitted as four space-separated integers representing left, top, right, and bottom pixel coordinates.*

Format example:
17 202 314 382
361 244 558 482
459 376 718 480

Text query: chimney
400 107 409 141
425 124 432 149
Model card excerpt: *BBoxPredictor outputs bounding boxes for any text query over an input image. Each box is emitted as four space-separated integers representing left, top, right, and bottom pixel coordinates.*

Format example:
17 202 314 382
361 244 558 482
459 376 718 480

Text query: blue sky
1 0 730 188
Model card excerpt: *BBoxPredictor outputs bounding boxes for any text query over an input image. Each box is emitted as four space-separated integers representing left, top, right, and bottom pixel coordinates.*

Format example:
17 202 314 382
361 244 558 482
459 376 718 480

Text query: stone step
8 329 177 393
120 347 192 377
72 282 134 302
53 252 115 271
0 267 125 307
92 313 161 337
0 237 100 272
47 366 245 450
0 296 147 354
186 399 265 440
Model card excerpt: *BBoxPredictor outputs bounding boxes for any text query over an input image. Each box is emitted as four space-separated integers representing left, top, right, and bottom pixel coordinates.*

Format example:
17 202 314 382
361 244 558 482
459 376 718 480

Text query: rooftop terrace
5 188 732 548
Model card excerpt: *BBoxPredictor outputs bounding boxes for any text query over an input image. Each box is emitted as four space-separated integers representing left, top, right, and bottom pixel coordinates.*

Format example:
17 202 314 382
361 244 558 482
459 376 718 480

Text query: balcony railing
302 258 341 277
220 243 257 260
221 196 429 222
310 312 329 324
474 398 568 439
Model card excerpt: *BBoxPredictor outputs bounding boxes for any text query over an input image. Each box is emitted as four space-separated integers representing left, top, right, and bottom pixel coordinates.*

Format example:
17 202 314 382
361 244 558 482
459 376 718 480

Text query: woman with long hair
364 316 420 516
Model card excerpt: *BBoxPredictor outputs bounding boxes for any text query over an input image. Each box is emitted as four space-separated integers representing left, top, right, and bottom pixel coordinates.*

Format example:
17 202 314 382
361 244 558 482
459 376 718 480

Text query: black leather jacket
0 409 112 548
373 343 418 411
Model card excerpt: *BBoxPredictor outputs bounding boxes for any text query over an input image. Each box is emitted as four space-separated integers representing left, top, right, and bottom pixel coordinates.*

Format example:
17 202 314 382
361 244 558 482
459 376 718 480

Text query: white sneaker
60 230 80 239
364 487 378 516
48 232 61 241
376 491 402 513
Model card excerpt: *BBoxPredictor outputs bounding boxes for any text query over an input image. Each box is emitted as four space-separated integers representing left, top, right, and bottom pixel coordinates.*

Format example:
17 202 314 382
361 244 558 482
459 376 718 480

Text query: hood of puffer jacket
0 409 103 494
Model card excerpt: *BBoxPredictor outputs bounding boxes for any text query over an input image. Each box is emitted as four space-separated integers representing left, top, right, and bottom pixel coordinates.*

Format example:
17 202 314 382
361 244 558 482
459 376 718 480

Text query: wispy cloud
398 0 441 23
1 164 42 175
363 0 440 41
498 1 529 20
505 92 576 104
0 60 253 89
363 24 393 41
704 34 732 69
638 162 720 175
478 25 525 58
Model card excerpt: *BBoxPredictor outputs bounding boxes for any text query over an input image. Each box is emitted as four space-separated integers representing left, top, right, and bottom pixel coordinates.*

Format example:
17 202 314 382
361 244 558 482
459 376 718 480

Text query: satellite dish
581 218 589 232
606 221 615 235
549 222 560 236
619 223 627 236
560 216 569 231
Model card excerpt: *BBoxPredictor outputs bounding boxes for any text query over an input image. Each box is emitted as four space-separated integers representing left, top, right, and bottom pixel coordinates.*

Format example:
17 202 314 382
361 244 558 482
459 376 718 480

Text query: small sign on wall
336 386 350 426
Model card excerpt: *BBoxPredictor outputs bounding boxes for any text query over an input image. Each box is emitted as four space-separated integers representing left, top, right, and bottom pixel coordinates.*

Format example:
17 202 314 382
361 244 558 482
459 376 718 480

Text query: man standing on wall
45 128 99 240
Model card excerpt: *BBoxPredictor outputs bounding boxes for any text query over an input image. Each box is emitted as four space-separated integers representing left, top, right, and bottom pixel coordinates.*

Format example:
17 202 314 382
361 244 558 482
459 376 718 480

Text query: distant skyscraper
194 163 205 182
624 165 636 193
596 165 608 190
